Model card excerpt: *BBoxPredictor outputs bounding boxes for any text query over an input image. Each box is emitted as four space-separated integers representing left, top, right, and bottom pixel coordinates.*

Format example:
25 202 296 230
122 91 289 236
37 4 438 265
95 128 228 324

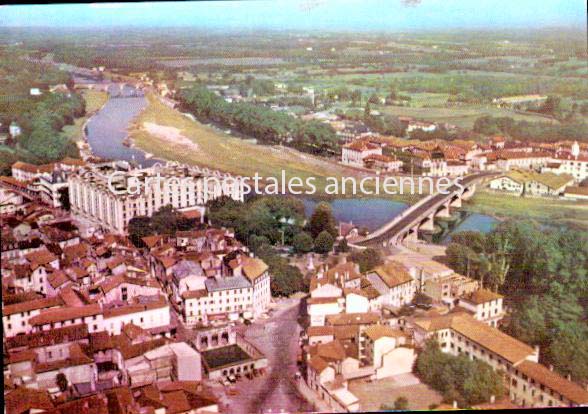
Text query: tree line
446 220 588 382
11 92 85 163
473 115 588 143
177 86 339 156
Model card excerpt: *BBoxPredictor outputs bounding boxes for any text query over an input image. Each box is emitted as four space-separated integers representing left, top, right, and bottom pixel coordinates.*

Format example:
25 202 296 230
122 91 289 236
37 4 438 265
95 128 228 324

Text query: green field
379 104 556 129
465 189 588 230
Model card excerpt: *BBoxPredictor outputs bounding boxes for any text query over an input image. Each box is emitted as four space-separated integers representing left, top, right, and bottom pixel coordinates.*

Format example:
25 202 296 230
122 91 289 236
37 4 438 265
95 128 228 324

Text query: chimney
549 364 554 372
534 345 540 357
452 401 458 409
490 395 496 404
567 374 572 381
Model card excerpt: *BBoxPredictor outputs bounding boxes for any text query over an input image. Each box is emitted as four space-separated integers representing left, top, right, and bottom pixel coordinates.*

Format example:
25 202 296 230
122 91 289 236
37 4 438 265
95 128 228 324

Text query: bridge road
354 173 494 247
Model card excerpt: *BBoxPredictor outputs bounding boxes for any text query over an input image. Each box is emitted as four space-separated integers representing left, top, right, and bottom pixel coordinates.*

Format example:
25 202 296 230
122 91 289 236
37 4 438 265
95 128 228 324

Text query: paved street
219 298 313 414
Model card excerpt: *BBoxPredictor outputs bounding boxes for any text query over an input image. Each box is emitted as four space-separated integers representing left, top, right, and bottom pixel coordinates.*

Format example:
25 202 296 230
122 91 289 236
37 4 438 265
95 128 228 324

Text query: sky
0 0 585 31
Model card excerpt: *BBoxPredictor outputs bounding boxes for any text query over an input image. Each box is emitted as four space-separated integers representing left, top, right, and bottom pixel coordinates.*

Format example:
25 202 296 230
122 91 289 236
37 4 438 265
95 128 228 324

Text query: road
222 298 312 414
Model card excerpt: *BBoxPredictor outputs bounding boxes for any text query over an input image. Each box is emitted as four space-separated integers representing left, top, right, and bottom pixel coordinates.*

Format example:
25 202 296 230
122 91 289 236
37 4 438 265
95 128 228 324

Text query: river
85 90 498 239
303 198 498 241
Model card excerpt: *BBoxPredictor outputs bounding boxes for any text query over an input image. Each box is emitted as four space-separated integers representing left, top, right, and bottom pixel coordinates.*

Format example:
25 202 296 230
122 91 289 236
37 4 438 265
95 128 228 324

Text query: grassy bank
465 189 588 230
129 93 419 202
60 89 108 143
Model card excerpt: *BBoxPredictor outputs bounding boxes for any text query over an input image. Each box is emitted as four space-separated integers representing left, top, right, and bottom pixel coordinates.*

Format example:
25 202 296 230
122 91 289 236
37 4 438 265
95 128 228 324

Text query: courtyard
349 373 443 411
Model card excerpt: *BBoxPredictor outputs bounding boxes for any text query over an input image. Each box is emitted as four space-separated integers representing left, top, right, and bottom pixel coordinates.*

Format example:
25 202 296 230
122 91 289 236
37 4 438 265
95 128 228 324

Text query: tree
415 340 504 407
56 373 68 392
256 245 308 296
336 238 350 253
544 325 588 382
127 216 153 247
307 202 337 239
292 232 313 254
314 231 334 254
350 248 383 272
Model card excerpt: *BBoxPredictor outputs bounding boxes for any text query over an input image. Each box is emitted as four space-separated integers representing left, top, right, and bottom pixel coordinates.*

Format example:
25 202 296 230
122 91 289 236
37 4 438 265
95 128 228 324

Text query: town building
488 169 574 197
341 140 382 167
68 162 244 234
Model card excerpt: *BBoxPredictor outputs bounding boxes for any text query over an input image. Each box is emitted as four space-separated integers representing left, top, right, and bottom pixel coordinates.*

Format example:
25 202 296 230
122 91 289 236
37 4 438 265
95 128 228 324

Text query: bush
415 340 504 407
314 230 334 254
292 231 313 254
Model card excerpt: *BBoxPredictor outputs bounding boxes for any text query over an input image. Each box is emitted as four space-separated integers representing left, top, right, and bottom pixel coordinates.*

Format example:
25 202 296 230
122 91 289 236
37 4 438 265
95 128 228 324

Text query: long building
68 162 244 234
413 312 588 408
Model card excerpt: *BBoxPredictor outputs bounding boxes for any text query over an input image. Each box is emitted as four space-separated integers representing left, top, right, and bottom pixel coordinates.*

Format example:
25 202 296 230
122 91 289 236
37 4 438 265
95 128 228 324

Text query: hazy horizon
0 0 586 32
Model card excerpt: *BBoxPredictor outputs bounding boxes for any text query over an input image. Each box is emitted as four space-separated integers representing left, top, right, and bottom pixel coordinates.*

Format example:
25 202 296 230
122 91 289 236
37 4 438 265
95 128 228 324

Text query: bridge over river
350 173 495 248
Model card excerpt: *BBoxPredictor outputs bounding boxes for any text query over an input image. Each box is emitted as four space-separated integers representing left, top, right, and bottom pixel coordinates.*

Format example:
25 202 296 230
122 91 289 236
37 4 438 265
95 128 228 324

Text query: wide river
86 91 498 241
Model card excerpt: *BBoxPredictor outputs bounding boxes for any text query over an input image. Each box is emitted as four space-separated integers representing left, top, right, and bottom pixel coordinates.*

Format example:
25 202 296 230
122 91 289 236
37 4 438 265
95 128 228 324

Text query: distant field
379 104 556 129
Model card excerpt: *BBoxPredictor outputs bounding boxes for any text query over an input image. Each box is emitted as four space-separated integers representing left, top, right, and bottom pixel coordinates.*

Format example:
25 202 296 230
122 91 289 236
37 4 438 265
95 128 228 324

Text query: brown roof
516 361 588 404
26 248 58 268
8 349 37 364
142 235 163 248
242 257 268 282
333 325 358 340
364 325 405 341
12 161 53 174
307 326 335 337
6 387 54 414
313 340 347 362
48 270 71 289
308 355 329 373
180 209 202 220
371 262 413 288
461 288 503 305
415 312 535 364
307 296 340 305
182 289 208 300
6 324 88 351
3 295 63 316
102 296 167 319
29 303 102 326
326 312 380 326
344 140 380 152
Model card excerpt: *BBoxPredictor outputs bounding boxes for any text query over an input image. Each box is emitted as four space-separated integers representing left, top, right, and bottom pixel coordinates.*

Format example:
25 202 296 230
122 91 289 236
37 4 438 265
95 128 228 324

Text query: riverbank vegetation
178 86 339 156
445 220 588 383
0 53 96 170
464 189 588 230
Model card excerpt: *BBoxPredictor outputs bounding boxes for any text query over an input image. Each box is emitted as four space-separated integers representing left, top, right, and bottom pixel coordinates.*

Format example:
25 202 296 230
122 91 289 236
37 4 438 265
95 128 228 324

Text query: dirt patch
142 122 199 151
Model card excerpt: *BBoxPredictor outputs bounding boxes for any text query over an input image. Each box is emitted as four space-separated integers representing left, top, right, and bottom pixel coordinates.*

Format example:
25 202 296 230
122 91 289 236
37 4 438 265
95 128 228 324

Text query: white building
69 162 244 234
489 170 573 197
542 145 588 183
341 140 382 167
181 256 271 326
458 288 505 327
365 262 416 309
